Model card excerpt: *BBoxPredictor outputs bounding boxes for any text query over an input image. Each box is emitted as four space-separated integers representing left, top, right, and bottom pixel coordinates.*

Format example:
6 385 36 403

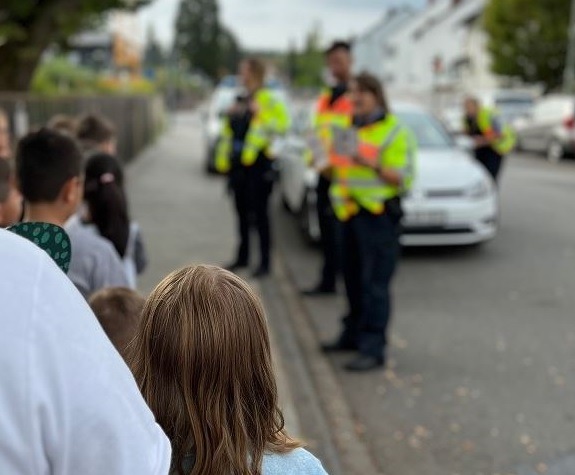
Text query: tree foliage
285 26 324 88
0 0 150 91
174 0 241 81
483 0 570 92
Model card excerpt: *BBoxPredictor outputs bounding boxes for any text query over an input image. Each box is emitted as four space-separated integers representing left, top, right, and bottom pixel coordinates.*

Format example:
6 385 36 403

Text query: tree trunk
0 43 48 92
0 0 87 92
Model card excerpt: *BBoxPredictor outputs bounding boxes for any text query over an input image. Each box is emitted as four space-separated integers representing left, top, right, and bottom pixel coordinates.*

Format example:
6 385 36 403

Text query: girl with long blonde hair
129 265 328 475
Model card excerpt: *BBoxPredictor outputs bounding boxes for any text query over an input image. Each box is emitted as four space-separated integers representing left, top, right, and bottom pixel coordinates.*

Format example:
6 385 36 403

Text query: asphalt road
276 152 575 475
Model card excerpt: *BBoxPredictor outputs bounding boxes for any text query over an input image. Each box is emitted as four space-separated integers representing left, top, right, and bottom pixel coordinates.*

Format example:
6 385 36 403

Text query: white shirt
0 229 171 474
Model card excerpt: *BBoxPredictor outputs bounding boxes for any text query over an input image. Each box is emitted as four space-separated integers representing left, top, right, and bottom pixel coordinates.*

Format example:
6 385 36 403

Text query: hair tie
100 173 115 185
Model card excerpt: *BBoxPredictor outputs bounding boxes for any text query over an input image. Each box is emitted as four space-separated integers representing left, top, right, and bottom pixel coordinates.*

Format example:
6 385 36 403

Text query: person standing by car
322 73 416 372
216 58 290 277
463 96 516 182
302 41 354 297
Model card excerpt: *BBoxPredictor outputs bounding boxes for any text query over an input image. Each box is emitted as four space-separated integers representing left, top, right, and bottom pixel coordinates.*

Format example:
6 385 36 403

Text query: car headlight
467 179 491 199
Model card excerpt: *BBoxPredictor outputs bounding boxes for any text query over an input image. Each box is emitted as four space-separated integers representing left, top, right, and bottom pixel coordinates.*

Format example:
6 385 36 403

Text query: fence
0 94 166 162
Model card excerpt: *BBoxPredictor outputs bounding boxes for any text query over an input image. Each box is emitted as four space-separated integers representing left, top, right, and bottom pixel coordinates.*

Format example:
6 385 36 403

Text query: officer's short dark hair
16 128 83 203
325 41 352 56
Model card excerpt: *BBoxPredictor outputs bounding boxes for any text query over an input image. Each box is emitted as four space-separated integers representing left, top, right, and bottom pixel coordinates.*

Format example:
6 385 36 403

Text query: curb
273 252 383 475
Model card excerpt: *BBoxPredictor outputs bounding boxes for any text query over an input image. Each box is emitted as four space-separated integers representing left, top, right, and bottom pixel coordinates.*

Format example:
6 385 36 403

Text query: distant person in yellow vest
463 96 515 182
302 41 353 297
322 73 416 372
216 58 290 277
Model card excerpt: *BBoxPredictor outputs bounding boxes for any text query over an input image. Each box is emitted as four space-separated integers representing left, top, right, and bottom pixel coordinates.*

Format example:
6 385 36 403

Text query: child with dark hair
16 128 129 298
83 153 147 288
76 113 117 157
0 159 22 227
89 287 145 361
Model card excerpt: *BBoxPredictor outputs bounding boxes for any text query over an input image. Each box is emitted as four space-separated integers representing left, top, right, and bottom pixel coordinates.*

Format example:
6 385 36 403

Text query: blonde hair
128 265 301 475
89 287 145 360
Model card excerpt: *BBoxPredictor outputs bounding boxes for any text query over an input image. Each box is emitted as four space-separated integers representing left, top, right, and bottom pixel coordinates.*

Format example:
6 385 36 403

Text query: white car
278 102 499 247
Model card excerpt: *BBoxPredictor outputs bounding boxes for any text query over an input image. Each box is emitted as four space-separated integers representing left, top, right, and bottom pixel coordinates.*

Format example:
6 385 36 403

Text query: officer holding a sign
302 41 354 296
322 73 416 372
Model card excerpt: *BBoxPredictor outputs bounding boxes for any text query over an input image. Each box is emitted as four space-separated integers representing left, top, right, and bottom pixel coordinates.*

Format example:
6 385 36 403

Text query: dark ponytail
84 153 130 257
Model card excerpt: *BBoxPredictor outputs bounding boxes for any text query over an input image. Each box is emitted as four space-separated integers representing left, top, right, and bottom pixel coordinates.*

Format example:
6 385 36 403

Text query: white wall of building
353 0 501 100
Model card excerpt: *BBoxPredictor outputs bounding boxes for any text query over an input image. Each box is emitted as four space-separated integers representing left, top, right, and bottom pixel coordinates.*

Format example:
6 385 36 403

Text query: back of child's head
84 153 130 257
129 265 300 475
47 114 78 137
16 128 82 204
89 287 145 360
76 114 116 154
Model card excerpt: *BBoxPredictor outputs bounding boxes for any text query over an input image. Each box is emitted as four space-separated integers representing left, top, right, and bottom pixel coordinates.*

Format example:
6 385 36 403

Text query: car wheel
546 139 565 164
299 188 319 244
281 194 293 213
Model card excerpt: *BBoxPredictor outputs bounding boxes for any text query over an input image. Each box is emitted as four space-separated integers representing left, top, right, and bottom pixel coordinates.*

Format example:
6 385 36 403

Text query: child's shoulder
262 448 327 474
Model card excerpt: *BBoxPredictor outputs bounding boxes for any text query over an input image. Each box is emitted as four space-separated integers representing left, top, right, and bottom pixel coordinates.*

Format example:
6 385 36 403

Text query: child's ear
60 176 82 205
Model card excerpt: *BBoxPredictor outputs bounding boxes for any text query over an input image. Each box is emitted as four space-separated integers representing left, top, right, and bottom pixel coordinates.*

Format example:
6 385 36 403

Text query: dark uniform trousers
316 175 342 290
340 209 400 359
231 161 273 270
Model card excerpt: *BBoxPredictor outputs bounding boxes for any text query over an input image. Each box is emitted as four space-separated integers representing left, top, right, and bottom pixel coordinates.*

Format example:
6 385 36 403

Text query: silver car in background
515 94 575 163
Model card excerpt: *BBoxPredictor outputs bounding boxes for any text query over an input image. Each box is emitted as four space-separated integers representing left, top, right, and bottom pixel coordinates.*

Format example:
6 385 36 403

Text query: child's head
0 108 11 159
0 159 22 227
47 114 78 137
129 265 300 475
16 128 84 222
84 153 130 257
89 287 145 360
76 114 117 156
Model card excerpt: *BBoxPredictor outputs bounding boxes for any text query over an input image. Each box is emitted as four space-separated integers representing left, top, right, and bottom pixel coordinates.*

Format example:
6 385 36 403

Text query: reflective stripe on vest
330 115 414 222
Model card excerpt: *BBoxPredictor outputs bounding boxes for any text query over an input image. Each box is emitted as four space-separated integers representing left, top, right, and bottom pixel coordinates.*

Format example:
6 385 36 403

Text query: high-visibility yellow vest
465 107 516 155
330 114 416 222
215 88 290 173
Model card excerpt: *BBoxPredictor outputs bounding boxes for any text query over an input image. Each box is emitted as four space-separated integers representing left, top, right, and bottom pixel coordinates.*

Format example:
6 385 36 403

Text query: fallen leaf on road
456 387 470 398
461 440 475 453
450 422 461 434
526 444 537 455
355 423 366 436
408 435 422 449
520 434 532 446
536 463 548 473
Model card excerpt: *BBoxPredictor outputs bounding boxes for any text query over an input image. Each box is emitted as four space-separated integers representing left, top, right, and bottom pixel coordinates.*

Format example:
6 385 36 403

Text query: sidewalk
125 111 338 469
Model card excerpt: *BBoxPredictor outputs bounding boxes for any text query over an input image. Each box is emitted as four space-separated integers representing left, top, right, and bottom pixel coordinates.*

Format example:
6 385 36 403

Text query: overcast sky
138 0 426 51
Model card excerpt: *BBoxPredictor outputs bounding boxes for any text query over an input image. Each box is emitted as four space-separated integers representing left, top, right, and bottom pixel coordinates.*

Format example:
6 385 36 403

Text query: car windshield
396 110 453 148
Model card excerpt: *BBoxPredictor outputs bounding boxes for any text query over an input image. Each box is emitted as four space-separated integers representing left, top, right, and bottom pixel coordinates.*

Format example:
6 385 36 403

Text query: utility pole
564 0 575 92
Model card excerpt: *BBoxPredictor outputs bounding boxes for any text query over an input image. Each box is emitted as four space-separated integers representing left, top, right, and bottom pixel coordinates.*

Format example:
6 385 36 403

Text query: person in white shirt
0 228 171 474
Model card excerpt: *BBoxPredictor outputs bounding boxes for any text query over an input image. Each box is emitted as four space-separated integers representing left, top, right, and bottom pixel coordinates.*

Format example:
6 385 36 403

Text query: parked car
203 80 291 173
514 94 575 163
279 102 499 247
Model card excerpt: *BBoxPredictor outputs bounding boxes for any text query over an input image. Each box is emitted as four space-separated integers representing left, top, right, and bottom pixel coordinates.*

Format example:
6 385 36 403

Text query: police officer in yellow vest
322 73 416 372
463 96 516 182
302 41 354 296
216 58 290 277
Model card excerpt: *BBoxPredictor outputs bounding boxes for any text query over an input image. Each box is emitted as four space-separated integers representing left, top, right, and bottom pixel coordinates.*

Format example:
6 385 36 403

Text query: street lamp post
564 0 575 92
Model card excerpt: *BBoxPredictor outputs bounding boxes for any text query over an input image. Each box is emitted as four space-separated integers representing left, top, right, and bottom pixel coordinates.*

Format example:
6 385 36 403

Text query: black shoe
252 267 270 278
225 261 248 272
321 340 358 353
344 355 385 372
301 285 337 297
